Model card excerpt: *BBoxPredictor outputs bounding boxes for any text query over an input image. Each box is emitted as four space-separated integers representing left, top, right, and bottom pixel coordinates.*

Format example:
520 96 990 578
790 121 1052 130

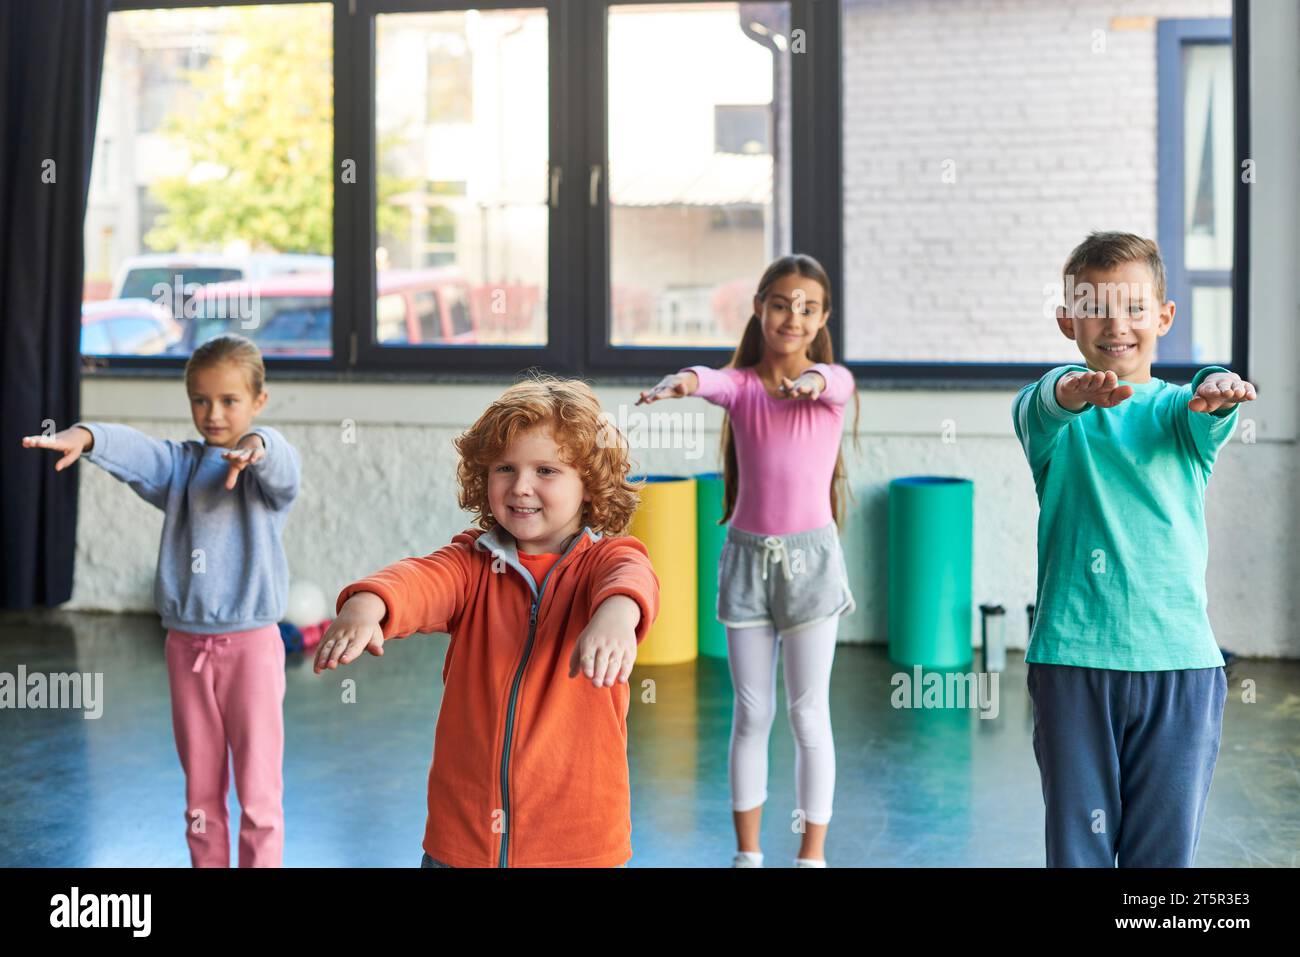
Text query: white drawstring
760 536 795 583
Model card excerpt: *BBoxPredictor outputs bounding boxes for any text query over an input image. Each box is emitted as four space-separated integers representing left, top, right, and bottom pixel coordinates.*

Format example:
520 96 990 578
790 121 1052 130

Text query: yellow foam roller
628 475 697 665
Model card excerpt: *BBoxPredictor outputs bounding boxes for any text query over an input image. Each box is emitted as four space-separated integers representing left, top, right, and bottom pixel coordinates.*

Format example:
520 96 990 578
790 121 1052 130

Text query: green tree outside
145 5 414 256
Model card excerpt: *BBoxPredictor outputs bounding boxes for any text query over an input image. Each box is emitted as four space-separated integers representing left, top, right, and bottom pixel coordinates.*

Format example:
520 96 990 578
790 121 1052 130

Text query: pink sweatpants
165 623 286 867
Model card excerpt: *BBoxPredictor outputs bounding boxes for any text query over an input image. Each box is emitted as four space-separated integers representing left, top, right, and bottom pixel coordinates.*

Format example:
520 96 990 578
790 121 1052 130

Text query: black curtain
0 1 112 609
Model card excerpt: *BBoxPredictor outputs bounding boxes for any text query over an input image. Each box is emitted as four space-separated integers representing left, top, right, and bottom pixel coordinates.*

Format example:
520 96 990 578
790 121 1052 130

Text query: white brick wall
843 0 1233 361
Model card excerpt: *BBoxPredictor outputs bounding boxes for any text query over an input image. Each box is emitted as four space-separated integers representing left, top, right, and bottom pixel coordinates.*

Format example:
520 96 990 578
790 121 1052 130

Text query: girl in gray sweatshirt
24 334 300 866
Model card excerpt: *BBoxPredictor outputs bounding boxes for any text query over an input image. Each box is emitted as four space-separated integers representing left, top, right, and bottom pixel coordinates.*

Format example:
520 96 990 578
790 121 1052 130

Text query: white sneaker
794 858 827 867
731 851 764 868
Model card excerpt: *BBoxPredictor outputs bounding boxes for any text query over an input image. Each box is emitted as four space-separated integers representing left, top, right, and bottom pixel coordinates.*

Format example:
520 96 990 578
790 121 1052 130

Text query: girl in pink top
639 254 857 868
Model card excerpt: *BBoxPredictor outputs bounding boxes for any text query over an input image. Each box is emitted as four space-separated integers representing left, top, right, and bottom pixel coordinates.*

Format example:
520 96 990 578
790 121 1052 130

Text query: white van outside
111 252 332 302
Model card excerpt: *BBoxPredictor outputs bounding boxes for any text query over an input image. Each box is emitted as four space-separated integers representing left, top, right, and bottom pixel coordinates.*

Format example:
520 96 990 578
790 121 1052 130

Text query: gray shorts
716 523 856 635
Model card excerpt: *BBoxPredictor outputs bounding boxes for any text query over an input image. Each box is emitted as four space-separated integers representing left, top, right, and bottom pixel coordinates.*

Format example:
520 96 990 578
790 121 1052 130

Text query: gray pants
1027 663 1227 867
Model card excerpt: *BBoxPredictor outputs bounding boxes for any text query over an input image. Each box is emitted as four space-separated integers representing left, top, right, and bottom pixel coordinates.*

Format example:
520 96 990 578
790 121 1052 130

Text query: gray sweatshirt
76 422 301 634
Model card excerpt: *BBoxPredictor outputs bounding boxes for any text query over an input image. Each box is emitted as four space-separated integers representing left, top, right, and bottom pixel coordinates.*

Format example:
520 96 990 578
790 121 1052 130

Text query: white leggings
726 619 838 825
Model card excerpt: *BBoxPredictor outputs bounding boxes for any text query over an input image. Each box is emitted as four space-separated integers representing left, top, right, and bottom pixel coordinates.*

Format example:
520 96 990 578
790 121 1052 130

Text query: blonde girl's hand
779 370 826 400
313 607 387 674
1055 369 1133 411
569 595 640 687
21 426 94 471
1189 372 1256 413
221 434 266 490
636 371 698 406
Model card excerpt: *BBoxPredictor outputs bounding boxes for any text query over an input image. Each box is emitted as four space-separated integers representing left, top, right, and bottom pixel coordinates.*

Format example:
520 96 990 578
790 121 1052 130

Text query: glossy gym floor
1 610 1295 867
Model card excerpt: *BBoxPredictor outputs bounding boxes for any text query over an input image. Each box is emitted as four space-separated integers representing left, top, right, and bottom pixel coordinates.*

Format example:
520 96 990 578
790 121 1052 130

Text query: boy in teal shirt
1012 231 1256 867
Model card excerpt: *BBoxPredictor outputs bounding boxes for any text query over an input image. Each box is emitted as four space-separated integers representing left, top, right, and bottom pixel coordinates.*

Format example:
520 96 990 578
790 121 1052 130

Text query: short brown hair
1063 231 1167 303
454 374 641 535
185 334 265 396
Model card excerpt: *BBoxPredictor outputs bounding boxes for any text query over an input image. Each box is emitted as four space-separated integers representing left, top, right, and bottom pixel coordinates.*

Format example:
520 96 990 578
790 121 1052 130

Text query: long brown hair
719 253 859 527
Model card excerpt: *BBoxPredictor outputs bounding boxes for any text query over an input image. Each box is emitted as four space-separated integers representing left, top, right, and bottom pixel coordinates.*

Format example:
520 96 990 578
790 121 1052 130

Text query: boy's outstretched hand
221 433 266 490
570 595 640 688
1189 372 1256 414
314 593 387 674
21 426 93 471
1056 370 1133 411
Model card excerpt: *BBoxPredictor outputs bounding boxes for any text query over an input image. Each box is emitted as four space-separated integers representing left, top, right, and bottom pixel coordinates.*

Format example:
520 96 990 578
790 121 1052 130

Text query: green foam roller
888 476 974 670
695 472 729 658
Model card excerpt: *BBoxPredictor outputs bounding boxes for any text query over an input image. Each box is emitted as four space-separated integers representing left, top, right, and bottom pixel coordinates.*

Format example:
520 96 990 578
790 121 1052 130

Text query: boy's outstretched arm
1189 370 1256 414
1011 365 1110 477
319 541 475 674
570 595 641 688
1181 367 1254 472
571 539 661 688
315 591 388 672
1054 369 1134 411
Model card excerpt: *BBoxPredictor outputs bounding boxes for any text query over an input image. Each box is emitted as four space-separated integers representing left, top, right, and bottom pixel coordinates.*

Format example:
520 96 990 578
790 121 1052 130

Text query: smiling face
486 425 591 555
188 360 267 448
1056 261 1174 383
753 272 829 360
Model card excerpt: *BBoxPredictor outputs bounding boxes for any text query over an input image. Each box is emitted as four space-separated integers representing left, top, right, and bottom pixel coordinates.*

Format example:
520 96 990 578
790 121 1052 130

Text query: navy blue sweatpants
1026 663 1227 868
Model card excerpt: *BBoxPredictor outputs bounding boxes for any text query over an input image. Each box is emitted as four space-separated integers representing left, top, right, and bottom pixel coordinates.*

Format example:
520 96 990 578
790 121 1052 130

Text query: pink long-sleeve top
681 363 855 536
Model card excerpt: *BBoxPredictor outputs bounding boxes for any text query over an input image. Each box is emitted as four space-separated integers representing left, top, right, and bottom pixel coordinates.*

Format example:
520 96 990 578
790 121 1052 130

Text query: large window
84 0 1245 381
375 8 549 349
84 3 334 362
1158 18 1235 366
840 0 1246 379
606 2 791 349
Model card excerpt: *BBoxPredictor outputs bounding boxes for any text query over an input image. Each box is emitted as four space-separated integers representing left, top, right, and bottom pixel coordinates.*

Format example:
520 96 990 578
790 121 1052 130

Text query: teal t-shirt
1012 365 1238 671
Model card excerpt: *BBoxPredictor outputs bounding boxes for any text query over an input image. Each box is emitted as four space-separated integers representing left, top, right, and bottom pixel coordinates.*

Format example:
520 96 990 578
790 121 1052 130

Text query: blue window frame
1157 17 1235 366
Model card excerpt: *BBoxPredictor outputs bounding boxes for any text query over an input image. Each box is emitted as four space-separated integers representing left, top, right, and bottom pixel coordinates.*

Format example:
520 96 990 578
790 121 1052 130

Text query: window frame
348 0 574 375
1156 15 1239 369
88 0 1248 385
581 0 841 377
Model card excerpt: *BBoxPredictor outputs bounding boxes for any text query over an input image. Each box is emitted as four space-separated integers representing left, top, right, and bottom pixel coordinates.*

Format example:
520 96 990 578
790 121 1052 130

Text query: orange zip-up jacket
336 524 660 867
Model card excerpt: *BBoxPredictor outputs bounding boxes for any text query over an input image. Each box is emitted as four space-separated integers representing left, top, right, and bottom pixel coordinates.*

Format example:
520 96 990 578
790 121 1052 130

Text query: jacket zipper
496 532 587 868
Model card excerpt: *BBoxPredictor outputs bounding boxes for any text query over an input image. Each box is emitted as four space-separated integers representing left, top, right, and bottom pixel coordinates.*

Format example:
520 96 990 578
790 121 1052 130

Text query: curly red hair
454 375 641 535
